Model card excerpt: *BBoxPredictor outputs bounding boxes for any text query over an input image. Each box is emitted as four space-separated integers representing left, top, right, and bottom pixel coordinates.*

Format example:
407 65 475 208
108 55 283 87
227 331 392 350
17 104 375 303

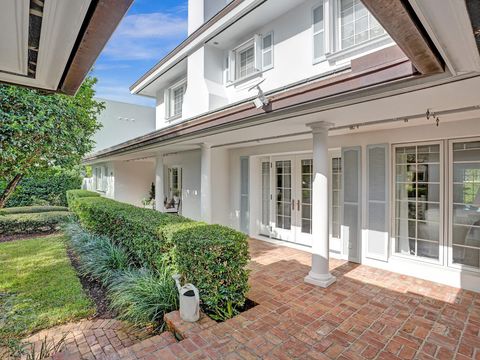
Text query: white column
155 155 165 212
201 143 212 223
304 121 336 288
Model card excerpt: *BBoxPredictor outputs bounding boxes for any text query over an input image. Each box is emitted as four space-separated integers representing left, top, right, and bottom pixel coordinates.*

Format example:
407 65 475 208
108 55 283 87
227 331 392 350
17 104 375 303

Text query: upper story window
237 40 256 79
339 0 384 49
312 0 388 63
165 80 186 120
227 33 274 83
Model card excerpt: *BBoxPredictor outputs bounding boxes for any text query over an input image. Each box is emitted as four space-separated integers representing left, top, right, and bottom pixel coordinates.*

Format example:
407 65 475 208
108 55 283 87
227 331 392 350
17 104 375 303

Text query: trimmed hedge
66 190 100 209
67 190 250 319
0 206 68 215
0 211 71 236
0 169 82 207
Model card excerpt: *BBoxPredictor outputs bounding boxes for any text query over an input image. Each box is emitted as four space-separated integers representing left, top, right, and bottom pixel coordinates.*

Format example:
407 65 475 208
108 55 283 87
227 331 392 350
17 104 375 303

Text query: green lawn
0 234 94 340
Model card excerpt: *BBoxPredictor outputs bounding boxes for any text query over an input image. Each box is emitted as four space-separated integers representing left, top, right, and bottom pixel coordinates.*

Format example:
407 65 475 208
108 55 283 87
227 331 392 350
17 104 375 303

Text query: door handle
292 199 295 210
297 200 300 211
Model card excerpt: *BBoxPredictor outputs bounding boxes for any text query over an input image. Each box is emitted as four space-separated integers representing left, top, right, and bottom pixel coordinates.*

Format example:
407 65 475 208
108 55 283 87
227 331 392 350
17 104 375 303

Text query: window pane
313 5 324 32
340 0 385 49
453 246 480 268
394 145 441 260
314 33 324 59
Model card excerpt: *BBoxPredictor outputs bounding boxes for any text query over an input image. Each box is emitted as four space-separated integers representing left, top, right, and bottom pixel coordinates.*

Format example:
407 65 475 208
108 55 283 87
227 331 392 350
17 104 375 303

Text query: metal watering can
172 274 200 322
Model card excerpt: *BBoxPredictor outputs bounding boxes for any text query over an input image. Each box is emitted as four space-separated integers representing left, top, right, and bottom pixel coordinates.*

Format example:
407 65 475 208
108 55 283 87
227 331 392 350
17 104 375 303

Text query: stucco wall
93 98 155 152
113 160 155 207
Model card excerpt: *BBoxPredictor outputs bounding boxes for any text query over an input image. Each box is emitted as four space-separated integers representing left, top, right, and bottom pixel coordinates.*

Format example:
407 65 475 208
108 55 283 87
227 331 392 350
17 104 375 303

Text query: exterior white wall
211 147 231 225
155 0 393 130
224 117 480 292
188 0 229 35
93 98 155 152
113 161 155 207
163 150 202 221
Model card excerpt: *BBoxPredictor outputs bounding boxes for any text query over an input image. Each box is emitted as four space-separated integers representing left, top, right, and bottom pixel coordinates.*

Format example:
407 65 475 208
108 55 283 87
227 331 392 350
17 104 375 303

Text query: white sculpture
172 274 200 322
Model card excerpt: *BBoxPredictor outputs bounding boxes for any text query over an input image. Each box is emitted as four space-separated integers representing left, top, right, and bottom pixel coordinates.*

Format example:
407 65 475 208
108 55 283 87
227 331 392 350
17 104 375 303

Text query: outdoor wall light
249 79 269 109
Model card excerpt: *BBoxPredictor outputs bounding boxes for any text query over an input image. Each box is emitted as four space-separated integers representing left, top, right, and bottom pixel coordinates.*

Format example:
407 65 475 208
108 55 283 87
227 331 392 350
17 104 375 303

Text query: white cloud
102 12 187 61
94 84 155 107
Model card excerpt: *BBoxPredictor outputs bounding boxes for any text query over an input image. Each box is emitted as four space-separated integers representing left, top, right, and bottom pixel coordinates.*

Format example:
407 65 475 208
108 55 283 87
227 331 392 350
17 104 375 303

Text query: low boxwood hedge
66 190 100 209
0 206 68 215
0 211 71 236
67 190 250 320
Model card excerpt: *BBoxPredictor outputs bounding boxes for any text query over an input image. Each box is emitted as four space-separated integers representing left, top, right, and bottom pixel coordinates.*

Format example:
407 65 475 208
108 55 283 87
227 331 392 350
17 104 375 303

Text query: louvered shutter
342 147 361 263
366 144 389 261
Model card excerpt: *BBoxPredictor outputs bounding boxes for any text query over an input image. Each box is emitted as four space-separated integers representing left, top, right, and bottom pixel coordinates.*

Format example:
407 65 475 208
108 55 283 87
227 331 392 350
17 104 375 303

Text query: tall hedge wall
66 190 250 317
1 169 82 207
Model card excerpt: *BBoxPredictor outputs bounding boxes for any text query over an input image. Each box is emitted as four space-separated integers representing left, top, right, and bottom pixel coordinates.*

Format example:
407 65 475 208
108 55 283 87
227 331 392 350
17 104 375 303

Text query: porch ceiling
86 74 480 164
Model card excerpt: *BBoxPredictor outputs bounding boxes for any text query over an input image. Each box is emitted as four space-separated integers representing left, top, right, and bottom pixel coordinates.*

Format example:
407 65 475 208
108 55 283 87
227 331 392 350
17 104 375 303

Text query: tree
0 77 104 208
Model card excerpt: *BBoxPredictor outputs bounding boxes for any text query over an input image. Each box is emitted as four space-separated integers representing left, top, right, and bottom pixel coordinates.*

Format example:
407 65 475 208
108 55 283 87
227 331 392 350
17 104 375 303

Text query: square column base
304 273 336 288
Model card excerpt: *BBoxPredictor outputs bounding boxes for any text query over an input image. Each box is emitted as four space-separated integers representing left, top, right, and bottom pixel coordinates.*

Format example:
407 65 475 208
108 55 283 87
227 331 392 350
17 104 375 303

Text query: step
116 331 177 359
164 310 217 340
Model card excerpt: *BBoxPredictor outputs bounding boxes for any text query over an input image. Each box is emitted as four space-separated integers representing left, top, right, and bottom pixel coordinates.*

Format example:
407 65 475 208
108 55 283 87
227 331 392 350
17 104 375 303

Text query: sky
91 0 188 107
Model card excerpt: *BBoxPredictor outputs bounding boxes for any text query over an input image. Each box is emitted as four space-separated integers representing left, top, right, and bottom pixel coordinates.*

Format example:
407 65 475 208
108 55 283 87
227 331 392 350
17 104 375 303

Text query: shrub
108 267 178 327
66 190 100 208
0 206 68 215
0 212 71 236
71 196 191 268
0 169 82 207
68 196 250 320
171 224 250 320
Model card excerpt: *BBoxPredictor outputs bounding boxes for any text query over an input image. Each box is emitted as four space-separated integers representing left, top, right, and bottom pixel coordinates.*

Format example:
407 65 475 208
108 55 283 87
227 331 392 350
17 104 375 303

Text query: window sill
166 114 182 122
324 34 393 64
226 70 263 88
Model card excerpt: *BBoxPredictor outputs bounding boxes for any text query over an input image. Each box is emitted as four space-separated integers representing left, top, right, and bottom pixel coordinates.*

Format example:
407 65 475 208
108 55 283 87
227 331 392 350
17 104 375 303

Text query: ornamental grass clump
108 267 178 327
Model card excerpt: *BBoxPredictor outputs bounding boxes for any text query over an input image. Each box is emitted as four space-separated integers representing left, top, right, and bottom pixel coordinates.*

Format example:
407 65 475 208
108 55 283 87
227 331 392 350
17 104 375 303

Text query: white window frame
227 33 273 84
391 141 445 266
448 137 480 273
165 79 186 121
94 166 107 193
312 1 327 64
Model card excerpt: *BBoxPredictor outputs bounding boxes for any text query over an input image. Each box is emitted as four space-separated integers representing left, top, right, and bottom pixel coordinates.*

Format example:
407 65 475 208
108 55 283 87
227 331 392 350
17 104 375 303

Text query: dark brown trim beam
85 46 418 162
361 0 443 75
59 0 133 95
466 0 480 54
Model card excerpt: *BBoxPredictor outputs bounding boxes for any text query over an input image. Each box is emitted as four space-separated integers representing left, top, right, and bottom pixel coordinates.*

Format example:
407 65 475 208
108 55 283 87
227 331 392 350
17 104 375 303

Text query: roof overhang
87 45 421 162
0 0 133 95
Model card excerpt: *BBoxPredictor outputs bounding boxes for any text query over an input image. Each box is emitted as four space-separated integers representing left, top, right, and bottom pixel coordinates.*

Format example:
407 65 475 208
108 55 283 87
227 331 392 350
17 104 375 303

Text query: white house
85 0 480 292
85 99 155 205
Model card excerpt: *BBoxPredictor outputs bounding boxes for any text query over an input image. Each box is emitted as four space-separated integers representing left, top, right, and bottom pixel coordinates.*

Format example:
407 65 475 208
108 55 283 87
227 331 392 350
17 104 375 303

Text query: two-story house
85 0 480 292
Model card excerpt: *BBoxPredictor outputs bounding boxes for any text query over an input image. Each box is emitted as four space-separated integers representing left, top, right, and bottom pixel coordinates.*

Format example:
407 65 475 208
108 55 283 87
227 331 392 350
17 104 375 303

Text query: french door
264 155 313 246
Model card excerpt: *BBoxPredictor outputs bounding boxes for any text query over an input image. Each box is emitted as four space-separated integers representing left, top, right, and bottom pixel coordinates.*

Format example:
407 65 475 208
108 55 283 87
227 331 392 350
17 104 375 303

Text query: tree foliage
0 77 104 207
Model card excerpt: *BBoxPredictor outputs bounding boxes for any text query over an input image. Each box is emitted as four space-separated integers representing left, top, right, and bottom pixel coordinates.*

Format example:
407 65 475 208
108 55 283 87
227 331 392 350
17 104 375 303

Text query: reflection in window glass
395 144 441 260
452 141 480 269
331 157 342 238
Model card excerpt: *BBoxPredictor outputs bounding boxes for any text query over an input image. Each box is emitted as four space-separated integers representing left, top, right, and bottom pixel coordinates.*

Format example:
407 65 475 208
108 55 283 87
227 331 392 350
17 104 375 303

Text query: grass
0 233 95 341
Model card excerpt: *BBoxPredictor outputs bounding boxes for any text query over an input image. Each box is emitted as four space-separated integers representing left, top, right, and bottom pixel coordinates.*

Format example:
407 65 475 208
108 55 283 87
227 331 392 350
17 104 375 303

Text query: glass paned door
295 157 313 246
394 143 442 261
272 157 294 241
269 155 313 246
450 140 480 269
260 161 271 236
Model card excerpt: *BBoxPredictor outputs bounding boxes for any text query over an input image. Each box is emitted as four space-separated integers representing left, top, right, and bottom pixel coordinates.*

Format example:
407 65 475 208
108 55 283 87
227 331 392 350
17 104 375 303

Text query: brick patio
46 238 480 359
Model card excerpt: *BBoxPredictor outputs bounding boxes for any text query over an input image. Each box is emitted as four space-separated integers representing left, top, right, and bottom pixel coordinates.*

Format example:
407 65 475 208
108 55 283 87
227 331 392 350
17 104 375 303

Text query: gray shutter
240 157 250 234
342 147 361 263
366 144 389 261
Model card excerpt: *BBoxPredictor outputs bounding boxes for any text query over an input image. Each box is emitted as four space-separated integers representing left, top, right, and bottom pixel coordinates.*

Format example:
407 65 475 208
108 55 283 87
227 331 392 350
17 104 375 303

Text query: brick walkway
22 318 150 360
47 239 480 359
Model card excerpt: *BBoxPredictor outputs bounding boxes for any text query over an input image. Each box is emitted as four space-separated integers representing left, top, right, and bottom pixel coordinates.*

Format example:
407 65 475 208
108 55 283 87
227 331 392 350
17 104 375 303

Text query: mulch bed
0 231 57 243
66 247 117 319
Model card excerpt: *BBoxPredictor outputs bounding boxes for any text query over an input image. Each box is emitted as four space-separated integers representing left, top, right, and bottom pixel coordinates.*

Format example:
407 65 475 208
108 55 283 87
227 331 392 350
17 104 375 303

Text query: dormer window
165 79 186 120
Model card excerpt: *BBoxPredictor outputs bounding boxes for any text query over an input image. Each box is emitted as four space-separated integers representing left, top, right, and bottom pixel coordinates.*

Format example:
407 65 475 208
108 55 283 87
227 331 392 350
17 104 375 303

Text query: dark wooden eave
466 0 480 54
86 46 418 162
362 0 444 75
59 0 133 95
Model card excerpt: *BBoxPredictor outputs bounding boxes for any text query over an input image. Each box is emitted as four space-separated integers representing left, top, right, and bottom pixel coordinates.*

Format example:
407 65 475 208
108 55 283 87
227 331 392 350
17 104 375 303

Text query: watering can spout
172 274 200 322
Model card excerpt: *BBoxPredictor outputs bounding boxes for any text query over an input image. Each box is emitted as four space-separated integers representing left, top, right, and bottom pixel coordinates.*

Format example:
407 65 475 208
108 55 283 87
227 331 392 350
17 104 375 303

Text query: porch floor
52 238 480 359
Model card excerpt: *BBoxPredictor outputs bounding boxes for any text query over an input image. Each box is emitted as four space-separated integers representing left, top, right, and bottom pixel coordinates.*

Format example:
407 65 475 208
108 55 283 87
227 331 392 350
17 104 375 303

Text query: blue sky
91 0 188 107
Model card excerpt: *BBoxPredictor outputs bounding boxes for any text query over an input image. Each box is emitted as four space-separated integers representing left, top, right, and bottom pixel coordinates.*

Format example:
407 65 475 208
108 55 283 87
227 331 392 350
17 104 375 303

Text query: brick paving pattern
22 318 149 360
43 239 480 359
